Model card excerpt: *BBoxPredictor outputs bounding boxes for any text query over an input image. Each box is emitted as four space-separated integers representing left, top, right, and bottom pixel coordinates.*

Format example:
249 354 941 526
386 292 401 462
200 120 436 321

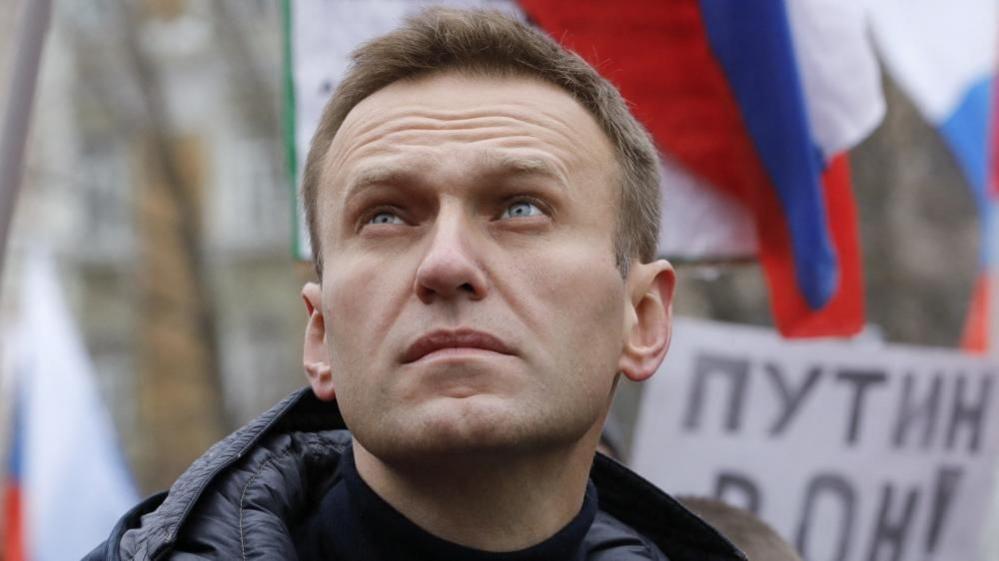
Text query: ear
302 282 336 401
618 260 676 382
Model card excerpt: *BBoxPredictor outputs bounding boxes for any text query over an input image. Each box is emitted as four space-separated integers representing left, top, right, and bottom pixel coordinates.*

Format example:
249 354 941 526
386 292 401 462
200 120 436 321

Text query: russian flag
519 0 883 337
3 402 26 561
869 0 998 352
2 255 138 561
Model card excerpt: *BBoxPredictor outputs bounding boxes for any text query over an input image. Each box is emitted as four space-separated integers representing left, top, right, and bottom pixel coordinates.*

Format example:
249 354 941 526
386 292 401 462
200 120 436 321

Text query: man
85 8 744 561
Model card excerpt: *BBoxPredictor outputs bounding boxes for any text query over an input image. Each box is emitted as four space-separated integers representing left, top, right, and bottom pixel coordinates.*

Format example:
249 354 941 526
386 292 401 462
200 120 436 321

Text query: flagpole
0 0 52 288
0 0 51 555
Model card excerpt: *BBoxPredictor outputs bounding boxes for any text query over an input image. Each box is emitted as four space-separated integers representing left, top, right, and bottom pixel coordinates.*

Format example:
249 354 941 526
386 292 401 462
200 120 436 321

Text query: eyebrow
342 152 569 203
485 154 569 188
346 166 418 196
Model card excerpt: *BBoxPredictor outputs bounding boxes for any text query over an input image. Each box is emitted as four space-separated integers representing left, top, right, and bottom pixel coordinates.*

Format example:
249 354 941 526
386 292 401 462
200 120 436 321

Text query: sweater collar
313 444 597 561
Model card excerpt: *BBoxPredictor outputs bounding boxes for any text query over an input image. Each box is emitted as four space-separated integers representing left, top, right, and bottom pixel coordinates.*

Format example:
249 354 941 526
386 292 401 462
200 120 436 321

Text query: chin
355 395 597 465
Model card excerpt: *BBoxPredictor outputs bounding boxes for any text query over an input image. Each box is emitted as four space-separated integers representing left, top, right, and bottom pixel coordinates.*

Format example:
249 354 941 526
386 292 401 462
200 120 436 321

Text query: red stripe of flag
3 482 25 561
961 273 990 353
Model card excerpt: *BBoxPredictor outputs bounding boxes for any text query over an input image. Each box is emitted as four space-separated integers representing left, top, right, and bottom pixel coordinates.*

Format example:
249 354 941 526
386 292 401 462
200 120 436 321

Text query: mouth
401 329 515 364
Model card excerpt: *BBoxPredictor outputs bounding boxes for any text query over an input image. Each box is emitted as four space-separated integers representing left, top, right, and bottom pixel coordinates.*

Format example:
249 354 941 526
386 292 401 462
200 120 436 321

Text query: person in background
679 497 804 561
85 8 745 561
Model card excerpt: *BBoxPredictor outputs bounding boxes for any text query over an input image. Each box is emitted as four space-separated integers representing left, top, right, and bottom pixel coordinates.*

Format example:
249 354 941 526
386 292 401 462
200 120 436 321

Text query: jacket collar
591 454 745 561
111 389 328 560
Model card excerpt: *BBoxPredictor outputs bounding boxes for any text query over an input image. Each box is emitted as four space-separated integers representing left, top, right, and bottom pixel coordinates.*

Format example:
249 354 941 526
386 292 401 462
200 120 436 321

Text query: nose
414 207 488 304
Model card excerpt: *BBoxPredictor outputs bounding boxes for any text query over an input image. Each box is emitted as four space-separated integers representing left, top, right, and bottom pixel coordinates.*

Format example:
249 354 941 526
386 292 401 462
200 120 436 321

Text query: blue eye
367 211 403 225
501 200 543 219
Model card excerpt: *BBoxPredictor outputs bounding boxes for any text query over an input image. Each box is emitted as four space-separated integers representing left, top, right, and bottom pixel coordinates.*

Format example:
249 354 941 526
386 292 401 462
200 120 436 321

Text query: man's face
310 72 637 462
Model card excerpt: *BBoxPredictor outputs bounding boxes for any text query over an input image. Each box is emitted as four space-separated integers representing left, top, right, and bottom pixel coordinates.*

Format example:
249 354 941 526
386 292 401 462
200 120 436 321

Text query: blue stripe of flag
939 77 993 267
7 396 23 483
699 0 838 309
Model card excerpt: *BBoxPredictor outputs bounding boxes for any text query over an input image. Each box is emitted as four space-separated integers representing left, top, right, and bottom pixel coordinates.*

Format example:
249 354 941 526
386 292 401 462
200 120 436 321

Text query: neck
352 431 600 552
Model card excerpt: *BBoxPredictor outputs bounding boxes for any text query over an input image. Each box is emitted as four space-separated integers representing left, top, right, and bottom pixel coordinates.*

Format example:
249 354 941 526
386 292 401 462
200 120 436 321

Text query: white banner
633 318 999 561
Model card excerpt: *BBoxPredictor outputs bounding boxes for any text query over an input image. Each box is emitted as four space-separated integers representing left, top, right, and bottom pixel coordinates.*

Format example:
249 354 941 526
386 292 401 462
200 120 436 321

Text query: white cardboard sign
633 318 999 561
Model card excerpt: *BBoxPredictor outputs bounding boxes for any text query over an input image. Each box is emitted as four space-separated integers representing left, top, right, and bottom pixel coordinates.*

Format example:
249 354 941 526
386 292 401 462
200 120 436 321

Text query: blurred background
0 0 994 559
1 0 306 494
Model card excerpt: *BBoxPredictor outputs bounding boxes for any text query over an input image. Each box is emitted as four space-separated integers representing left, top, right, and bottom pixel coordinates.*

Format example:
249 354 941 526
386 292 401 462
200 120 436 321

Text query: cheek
520 237 627 361
323 257 397 375
535 237 622 316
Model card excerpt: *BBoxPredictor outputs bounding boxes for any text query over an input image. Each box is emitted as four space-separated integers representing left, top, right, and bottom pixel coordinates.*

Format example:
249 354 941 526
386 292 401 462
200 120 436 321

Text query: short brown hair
301 7 661 277
678 497 803 561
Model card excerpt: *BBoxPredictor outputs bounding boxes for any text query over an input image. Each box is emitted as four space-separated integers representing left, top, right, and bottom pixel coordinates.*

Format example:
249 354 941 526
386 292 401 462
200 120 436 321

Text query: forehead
318 71 618 206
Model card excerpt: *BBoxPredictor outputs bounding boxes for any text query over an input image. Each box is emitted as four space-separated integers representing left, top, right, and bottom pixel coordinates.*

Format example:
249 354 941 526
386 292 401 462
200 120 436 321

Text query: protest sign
633 318 999 561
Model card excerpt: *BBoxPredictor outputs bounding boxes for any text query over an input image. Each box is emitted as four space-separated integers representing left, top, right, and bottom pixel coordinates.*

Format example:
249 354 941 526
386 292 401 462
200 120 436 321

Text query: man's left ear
618 259 676 382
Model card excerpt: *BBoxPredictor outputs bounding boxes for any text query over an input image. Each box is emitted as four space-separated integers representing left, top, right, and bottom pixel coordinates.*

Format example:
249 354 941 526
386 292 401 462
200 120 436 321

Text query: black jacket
83 389 745 561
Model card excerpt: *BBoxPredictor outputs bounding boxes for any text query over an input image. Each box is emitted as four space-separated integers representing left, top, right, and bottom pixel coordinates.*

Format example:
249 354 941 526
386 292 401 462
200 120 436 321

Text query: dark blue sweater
296 446 597 561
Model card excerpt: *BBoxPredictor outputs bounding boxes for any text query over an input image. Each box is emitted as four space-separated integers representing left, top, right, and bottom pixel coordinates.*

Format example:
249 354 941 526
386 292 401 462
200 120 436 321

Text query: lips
401 329 514 364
